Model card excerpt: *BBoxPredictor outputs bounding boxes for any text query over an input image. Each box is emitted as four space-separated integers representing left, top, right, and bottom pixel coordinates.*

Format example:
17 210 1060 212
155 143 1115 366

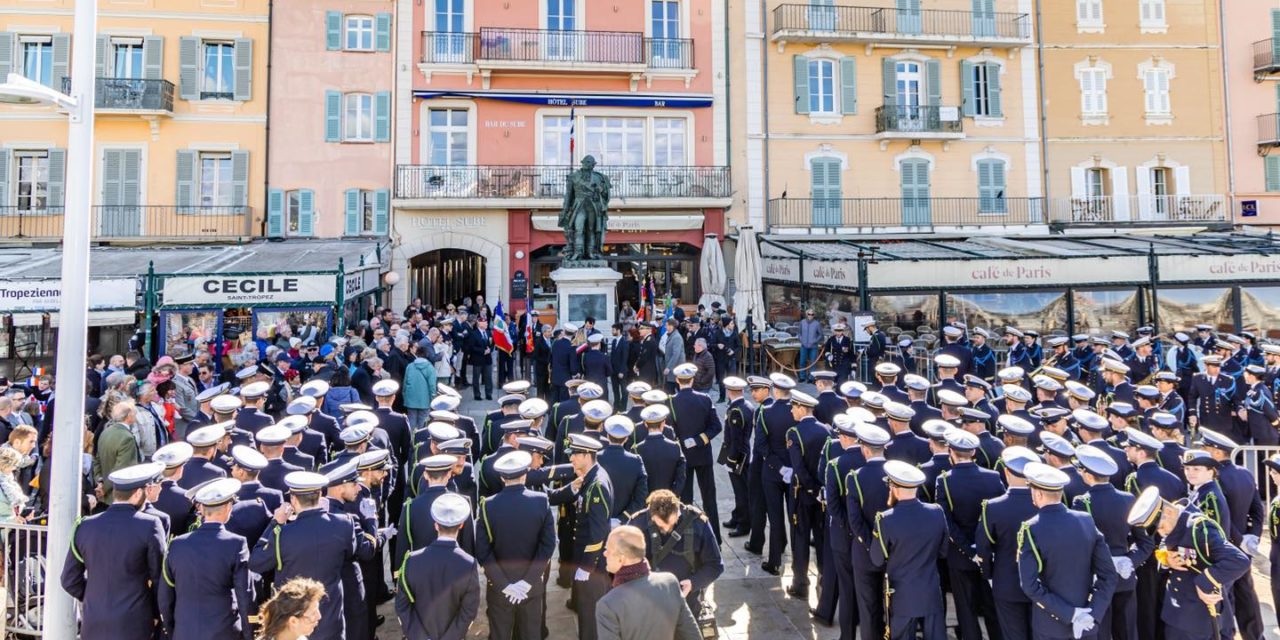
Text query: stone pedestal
550 266 623 327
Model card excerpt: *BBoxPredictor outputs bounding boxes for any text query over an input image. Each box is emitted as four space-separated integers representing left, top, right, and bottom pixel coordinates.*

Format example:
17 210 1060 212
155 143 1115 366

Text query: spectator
797 309 822 383
132 383 166 458
94 400 142 503
351 356 381 405
2 425 38 494
596 525 700 640
0 447 29 523
690 339 715 393
404 340 439 430
322 367 361 417
663 318 685 394
256 577 325 640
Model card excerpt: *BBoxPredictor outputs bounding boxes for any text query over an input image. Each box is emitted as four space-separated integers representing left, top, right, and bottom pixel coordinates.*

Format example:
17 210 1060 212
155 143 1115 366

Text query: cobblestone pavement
376 388 1279 640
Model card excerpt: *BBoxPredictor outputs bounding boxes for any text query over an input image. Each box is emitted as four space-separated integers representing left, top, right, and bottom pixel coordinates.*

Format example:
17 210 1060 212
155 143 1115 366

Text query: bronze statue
558 155 611 261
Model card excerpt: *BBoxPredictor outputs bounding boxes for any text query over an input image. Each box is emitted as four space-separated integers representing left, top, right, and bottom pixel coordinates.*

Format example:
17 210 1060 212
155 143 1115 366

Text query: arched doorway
409 249 486 307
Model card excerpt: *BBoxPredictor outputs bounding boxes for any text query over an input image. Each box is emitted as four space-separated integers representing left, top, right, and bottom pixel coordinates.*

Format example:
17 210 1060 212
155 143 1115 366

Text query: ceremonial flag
637 276 648 323
492 301 513 354
524 305 535 354
658 291 673 338
569 106 576 157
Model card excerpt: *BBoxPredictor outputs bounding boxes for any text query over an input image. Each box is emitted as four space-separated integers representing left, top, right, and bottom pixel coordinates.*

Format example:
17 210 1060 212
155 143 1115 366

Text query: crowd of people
13 291 1280 640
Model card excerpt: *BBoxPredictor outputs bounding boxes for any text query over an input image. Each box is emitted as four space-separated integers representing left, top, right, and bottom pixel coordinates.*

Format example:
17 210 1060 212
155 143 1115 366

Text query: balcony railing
874 105 964 136
1046 195 1227 225
420 30 694 69
1260 113 1280 148
772 4 1031 45
0 206 254 241
767 197 1046 229
1254 39 1280 75
62 77 175 112
395 165 730 200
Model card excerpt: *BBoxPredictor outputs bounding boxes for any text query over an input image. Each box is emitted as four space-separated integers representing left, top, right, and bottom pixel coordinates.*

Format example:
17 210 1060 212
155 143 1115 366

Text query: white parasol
698 234 727 309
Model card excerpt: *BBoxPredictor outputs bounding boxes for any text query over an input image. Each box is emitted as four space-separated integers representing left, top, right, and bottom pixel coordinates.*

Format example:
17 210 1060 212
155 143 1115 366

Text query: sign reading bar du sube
163 274 337 306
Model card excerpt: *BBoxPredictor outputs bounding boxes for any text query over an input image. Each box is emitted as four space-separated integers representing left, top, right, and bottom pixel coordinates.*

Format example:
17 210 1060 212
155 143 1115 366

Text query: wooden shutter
345 188 360 235
95 35 109 78
325 90 342 142
46 148 66 209
102 150 122 207
175 150 197 208
233 38 252 101
793 55 810 114
961 60 975 116
986 63 1002 117
839 57 857 114
230 150 249 209
882 58 896 104
0 149 9 209
143 36 164 80
298 189 315 236
1266 157 1280 192
326 12 343 51
1174 166 1190 196
0 33 13 79
376 13 393 52
1111 167 1130 220
978 159 1006 213
266 188 284 237
375 91 392 142
50 34 70 88
1135 166 1153 219
179 37 200 100
374 189 390 234
925 59 941 107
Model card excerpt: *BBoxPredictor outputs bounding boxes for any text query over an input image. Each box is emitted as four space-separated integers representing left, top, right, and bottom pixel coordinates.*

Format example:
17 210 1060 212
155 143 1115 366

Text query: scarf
612 560 651 587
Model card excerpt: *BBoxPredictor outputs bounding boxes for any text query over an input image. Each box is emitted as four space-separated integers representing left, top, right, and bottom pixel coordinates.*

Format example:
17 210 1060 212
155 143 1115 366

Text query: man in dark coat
550 325 580 402
467 318 495 401
633 323 661 388
395 493 481 640
610 324 632 411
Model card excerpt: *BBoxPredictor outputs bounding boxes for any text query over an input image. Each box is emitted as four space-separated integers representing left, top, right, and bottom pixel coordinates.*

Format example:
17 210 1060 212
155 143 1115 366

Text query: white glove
1243 534 1260 556
574 568 590 582
500 584 525 604
1111 556 1134 580
609 518 620 530
511 580 532 597
1070 608 1095 639
683 437 697 449
780 466 794 484
378 526 397 540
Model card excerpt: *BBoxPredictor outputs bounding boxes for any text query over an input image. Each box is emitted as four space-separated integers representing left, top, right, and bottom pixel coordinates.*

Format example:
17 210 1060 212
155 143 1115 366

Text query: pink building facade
1226 2 1280 225
391 0 730 313
268 0 396 240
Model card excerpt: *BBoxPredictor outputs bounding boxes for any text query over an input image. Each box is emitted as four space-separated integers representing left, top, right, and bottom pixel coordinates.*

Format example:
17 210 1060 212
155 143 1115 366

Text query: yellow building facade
0 0 269 242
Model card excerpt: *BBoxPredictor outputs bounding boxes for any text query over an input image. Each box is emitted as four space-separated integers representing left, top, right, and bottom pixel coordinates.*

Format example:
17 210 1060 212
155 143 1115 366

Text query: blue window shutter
95 35 109 78
176 150 197 208
0 149 10 209
143 36 164 80
325 90 342 142
179 37 200 100
267 188 284 237
121 150 141 207
882 58 896 104
374 189 390 234
233 38 253 101
793 55 810 114
926 58 941 107
50 34 70 89
345 189 360 235
961 60 975 116
102 150 123 207
230 150 249 209
326 12 343 51
1266 157 1280 192
840 57 857 114
987 63 1002 117
375 91 391 142
46 148 66 209
0 33 14 79
376 13 393 52
298 189 315 236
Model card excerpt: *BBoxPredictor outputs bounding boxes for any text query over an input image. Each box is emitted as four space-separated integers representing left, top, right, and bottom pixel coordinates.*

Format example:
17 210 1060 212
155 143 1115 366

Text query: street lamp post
0 0 98 635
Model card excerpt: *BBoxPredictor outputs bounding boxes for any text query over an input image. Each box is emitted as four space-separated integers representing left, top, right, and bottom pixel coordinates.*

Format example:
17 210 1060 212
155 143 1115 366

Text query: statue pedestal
550 266 623 327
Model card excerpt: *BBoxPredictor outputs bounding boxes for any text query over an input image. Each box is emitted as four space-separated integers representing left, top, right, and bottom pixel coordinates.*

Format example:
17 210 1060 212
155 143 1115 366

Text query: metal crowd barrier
0 521 48 638
1232 445 1280 506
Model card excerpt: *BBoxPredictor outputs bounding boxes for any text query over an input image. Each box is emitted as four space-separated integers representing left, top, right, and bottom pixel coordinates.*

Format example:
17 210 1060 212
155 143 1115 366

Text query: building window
343 93 374 142
653 118 687 166
976 159 1007 214
1267 157 1280 193
198 153 233 208
1151 166 1171 217
14 151 50 212
1139 0 1165 30
286 190 302 235
428 108 469 165
808 59 836 114
1142 68 1170 116
112 38 144 79
585 117 646 166
20 36 53 87
1086 168 1109 199
201 41 235 99
1079 68 1108 116
542 115 572 165
972 63 992 116
345 15 375 51
1076 0 1103 30
541 114 693 165
358 189 376 234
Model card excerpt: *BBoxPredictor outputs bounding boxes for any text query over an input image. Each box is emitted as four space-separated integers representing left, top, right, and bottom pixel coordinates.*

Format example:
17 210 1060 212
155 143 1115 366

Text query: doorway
408 248 486 308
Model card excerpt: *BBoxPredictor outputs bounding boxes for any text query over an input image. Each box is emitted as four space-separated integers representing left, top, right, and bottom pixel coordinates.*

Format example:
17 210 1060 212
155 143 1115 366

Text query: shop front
392 209 509 312
0 278 138 378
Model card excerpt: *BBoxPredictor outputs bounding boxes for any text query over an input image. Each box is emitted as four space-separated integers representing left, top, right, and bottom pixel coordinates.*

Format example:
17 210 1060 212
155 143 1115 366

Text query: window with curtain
428 108 469 165
359 189 376 233
20 37 53 86
343 93 374 141
112 38 144 78
201 41 235 98
198 153 233 208
14 151 50 212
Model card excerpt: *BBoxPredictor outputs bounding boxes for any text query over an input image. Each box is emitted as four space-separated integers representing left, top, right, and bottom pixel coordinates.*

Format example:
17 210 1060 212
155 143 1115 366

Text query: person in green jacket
93 400 142 504
404 339 440 431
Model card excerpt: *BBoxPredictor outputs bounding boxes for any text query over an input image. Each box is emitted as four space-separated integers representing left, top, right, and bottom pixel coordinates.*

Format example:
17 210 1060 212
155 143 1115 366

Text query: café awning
414 89 714 109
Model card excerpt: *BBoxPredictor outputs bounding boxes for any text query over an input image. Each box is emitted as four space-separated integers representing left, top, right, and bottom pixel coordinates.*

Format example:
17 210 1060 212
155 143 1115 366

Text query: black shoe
786 584 808 600
474 396 483 401
744 545 763 555
808 609 833 626
722 520 739 529
760 562 780 576
375 614 386 627
565 598 577 612
486 395 493 401
727 528 749 538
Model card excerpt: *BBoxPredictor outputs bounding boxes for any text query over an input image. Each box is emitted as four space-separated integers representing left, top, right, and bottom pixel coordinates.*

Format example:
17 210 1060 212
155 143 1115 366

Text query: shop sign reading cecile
163 274 337 306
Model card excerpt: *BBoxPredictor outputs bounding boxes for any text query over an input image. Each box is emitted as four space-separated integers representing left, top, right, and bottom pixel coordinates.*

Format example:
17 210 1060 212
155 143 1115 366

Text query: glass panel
199 154 232 207
764 283 805 325
1241 287 1280 339
873 294 935 334
1154 287 1233 333
361 190 375 232
286 191 301 234
1072 288 1140 334
947 291 1067 337
542 116 572 165
163 311 221 358
22 42 53 86
113 42 144 78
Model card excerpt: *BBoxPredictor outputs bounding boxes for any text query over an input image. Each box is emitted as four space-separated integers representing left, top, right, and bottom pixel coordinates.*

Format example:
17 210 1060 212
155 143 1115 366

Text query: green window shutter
345 189 361 235
233 38 253 101
230 150 249 209
978 159 1006 213
95 35 109 78
375 91 392 142
267 188 285 237
175 150 197 208
926 58 941 107
1266 157 1280 192
179 37 200 100
376 13 393 52
0 149 10 208
1273 9 1280 48
882 58 896 104
793 55 810 114
298 189 315 236
840 57 857 114
102 150 123 207
0 33 14 79
326 12 343 51
50 34 70 89
143 36 164 80
121 150 141 207
961 60 975 116
325 90 342 142
374 189 390 234
1275 83 1280 113
987 63 1002 117
46 148 66 209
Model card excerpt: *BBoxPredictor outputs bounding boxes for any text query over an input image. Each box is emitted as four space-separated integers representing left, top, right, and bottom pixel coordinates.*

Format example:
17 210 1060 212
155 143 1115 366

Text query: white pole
42 0 97 635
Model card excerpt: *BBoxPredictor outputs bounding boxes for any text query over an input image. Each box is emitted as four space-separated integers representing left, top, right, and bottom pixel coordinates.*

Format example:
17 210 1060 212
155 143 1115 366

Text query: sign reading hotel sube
763 256 1146 289
163 274 337 306
1157 254 1280 283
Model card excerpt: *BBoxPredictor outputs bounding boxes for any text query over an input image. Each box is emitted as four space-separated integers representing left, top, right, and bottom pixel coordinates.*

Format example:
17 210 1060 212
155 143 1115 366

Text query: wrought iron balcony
395 165 730 202
1046 195 1228 226
62 77 175 113
874 105 964 138
420 30 694 70
1260 113 1280 149
0 205 254 242
767 197 1046 230
1254 39 1280 77
772 4 1031 47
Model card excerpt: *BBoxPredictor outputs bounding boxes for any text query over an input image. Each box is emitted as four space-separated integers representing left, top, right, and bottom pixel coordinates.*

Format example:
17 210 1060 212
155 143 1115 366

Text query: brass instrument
1028 352 1059 379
